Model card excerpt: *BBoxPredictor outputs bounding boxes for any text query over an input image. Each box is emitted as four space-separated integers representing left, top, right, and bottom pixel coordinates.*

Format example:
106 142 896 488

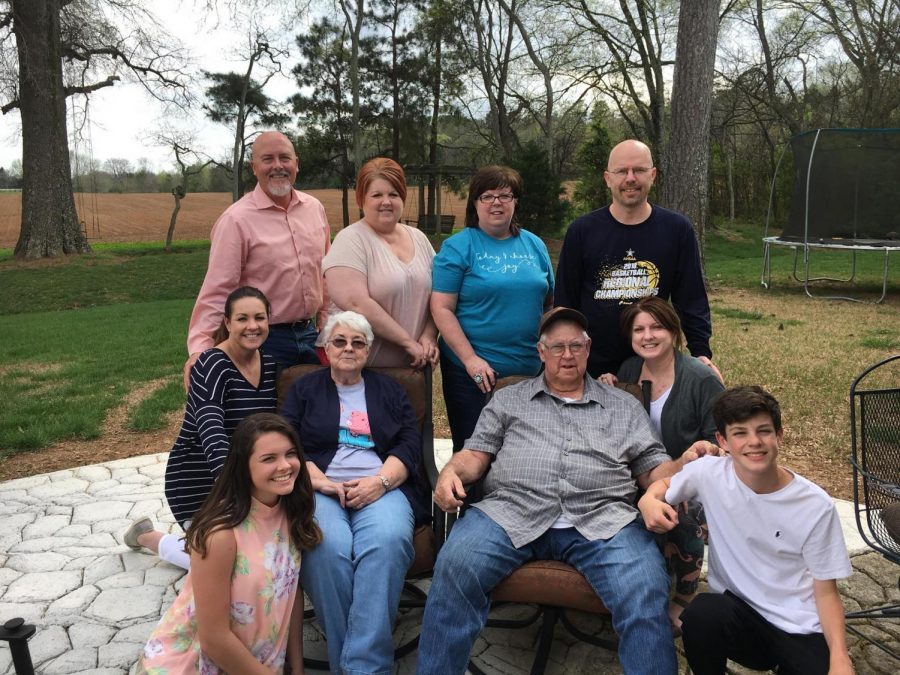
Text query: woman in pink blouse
321 158 439 369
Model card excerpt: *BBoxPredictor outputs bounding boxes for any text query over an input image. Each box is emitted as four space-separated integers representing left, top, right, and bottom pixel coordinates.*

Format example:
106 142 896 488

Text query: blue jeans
263 322 320 369
439 354 489 453
300 490 415 675
416 508 676 675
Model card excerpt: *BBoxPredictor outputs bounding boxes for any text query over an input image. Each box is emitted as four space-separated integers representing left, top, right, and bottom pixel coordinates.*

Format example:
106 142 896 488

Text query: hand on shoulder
183 352 201 392
696 355 724 384
680 440 725 465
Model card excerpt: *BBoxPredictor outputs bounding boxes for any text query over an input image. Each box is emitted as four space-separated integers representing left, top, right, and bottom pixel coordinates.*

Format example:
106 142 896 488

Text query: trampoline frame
760 128 898 304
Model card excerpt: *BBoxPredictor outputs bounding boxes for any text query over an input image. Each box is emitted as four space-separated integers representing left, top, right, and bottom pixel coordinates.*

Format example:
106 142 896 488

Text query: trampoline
761 128 900 303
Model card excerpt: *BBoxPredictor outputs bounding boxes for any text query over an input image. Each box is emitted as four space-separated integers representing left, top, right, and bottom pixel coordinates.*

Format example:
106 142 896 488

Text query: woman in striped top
123 286 279 569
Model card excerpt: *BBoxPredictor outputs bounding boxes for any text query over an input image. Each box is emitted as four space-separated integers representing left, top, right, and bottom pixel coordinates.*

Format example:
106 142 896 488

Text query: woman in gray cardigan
600 296 724 634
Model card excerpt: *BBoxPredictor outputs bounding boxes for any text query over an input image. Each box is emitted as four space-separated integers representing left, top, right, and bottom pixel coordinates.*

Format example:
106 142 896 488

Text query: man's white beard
267 180 292 197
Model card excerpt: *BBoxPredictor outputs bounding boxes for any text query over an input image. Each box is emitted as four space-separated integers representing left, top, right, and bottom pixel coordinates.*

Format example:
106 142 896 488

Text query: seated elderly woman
279 310 430 675
601 296 725 634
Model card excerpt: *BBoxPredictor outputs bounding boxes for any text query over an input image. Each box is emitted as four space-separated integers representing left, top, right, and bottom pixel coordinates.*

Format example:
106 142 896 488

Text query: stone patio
0 444 898 674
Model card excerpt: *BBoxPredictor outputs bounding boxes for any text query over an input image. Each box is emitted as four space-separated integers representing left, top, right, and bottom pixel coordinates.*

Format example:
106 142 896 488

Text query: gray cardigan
617 351 725 459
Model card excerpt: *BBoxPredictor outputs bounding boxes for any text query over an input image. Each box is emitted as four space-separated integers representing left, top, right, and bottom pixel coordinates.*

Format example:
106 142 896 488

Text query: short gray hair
323 311 374 346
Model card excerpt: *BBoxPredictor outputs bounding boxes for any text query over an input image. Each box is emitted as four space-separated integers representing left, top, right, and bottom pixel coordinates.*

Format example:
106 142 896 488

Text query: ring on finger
473 373 484 384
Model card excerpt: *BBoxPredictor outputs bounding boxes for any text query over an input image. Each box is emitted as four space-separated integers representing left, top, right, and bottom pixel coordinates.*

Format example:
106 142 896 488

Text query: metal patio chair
845 354 900 660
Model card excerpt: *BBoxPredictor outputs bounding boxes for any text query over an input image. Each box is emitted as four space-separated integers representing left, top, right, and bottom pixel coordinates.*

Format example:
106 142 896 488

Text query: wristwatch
376 474 392 491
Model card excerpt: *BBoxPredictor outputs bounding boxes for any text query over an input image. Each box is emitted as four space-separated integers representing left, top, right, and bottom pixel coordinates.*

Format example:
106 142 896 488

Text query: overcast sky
0 0 301 172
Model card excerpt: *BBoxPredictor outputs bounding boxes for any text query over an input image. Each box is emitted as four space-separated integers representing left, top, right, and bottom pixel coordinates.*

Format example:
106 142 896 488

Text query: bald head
251 131 296 160
607 140 653 170
250 131 299 206
604 139 657 222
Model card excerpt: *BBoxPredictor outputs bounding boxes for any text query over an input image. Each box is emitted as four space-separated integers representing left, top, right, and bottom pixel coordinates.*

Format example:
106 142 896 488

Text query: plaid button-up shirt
468 375 669 547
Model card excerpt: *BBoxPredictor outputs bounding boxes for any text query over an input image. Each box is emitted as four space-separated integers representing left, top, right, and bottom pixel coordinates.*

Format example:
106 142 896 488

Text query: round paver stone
4 571 82 602
47 584 101 616
21 623 70 664
83 555 126 585
85 586 165 622
30 478 90 499
41 646 97 673
73 501 134 524
0 474 49 490
22 515 73 539
75 465 112 482
99 641 144 668
6 552 71 573
69 622 117 648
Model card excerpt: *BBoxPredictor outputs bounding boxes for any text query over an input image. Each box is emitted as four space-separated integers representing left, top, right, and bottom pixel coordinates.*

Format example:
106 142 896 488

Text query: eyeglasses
541 340 588 357
477 193 515 204
328 337 369 350
607 167 653 178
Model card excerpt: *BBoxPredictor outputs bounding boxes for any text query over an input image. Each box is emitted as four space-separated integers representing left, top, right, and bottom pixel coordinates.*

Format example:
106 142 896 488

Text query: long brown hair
185 413 322 557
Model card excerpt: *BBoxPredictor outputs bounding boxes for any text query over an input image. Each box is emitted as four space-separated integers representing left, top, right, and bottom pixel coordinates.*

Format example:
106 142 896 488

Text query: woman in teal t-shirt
431 165 554 452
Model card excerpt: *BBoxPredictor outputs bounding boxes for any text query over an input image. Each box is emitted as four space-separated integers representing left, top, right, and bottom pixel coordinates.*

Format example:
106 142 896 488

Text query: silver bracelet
376 474 392 491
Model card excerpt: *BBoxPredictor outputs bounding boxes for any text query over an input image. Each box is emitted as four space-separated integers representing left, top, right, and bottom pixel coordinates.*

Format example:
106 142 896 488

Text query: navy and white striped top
164 348 278 526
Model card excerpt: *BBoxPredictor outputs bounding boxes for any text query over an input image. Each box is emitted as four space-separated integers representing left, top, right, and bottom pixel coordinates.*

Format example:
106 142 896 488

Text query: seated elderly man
416 307 719 675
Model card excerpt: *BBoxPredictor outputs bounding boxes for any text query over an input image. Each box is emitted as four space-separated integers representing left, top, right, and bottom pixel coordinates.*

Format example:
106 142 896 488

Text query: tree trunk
727 151 735 222
389 10 401 161
232 48 259 203
342 0 365 176
12 0 91 259
165 186 185 252
660 0 720 256
232 110 245 202
430 34 442 228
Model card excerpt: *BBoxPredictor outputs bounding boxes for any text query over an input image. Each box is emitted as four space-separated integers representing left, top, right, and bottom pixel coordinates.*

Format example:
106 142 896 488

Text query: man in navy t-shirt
555 139 721 379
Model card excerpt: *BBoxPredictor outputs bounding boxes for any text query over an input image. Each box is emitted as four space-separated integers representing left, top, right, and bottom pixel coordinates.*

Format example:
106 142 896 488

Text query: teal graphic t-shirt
432 227 554 376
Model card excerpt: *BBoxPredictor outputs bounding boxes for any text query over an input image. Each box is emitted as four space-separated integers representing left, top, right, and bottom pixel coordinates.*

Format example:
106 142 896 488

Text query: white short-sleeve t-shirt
667 456 852 634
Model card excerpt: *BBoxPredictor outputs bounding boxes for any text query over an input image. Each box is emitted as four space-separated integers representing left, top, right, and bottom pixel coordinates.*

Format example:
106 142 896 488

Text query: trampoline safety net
784 128 900 244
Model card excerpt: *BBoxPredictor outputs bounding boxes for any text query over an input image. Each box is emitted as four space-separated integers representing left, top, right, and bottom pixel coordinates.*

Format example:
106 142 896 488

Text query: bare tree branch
63 74 119 96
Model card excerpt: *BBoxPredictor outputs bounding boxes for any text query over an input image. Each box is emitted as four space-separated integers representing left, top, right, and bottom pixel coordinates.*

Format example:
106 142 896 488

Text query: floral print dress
138 498 302 674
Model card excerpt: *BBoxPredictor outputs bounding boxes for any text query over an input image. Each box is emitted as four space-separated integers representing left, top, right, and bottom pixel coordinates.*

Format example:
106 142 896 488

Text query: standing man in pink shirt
184 131 331 384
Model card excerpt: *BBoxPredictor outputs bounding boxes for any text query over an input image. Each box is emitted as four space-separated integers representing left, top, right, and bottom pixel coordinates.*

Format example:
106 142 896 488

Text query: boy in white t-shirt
638 386 853 675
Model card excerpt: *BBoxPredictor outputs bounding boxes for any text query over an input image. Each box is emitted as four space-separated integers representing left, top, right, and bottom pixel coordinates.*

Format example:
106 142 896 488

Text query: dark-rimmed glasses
477 193 515 204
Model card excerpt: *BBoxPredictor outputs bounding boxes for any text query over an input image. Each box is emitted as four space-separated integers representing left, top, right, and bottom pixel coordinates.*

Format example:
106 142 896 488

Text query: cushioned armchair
459 376 650 675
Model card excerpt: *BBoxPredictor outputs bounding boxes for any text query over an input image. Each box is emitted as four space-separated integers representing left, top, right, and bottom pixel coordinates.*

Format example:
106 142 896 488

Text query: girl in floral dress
139 413 322 674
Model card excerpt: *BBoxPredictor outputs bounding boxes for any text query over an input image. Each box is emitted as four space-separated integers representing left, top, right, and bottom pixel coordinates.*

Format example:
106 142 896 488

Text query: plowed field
0 187 469 248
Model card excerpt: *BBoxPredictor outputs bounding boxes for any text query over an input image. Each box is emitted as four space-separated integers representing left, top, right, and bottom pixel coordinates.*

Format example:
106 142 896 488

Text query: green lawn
704 220 895 296
0 242 207 453
0 222 897 467
0 241 209 314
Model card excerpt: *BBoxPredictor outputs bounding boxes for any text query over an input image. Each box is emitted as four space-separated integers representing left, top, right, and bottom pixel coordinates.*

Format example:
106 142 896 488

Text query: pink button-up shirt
187 185 331 354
